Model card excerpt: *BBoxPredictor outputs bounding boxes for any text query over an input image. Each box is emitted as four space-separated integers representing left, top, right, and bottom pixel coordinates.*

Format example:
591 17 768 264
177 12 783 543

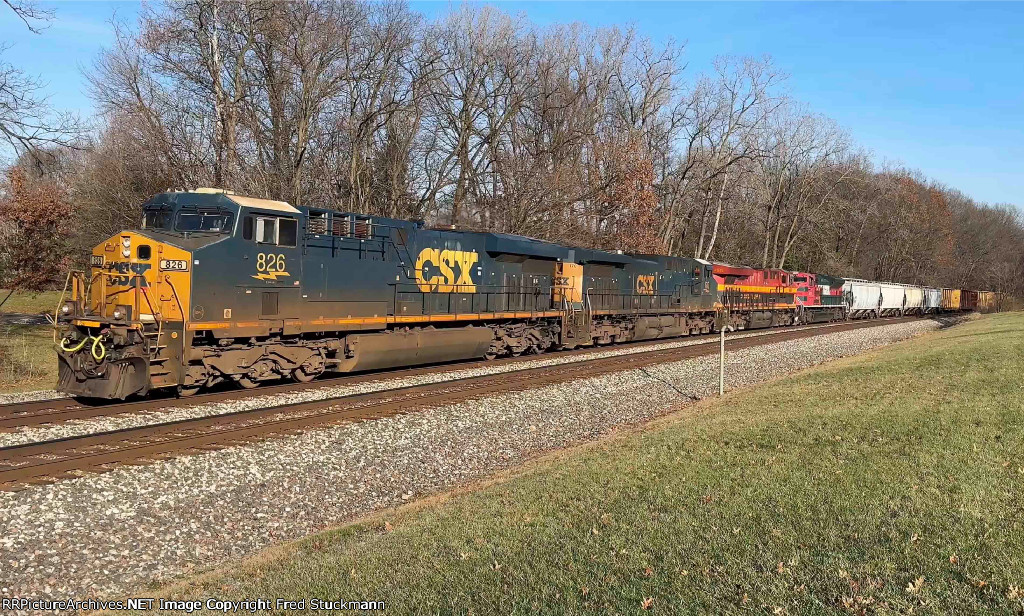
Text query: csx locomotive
54 189 995 399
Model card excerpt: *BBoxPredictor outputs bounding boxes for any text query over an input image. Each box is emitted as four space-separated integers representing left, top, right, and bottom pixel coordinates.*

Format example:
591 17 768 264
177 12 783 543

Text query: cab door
243 213 303 329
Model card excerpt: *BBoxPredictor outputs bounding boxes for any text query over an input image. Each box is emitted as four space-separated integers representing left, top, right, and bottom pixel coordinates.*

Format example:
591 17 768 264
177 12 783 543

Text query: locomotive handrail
389 282 688 318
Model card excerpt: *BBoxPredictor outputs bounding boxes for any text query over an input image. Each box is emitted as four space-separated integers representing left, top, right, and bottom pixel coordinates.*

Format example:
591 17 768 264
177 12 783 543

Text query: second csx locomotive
56 189 724 398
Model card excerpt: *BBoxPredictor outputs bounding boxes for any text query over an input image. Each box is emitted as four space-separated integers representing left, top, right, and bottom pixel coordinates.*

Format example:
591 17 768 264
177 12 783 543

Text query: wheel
291 367 318 383
237 376 260 389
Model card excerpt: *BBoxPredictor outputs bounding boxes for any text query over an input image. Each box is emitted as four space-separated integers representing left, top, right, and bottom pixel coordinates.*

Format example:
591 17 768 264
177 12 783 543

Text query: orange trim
187 311 569 330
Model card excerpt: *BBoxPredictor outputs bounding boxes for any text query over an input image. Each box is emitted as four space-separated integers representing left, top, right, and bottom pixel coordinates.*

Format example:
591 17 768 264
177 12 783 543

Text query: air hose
90 335 107 361
60 334 107 361
60 337 87 353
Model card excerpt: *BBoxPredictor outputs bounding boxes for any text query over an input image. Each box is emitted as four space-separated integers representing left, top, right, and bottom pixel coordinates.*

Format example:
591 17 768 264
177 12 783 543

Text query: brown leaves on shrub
0 167 74 290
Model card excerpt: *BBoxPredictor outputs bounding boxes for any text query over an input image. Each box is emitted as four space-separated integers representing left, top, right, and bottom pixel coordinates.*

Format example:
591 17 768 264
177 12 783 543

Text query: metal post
719 325 733 396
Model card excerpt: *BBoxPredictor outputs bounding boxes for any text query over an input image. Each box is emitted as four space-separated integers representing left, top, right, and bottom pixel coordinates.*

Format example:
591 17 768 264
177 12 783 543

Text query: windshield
175 209 234 233
142 208 173 230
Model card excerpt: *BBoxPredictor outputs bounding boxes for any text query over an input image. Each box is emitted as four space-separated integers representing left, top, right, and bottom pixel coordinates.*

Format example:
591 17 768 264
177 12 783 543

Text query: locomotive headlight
60 302 72 315
112 308 123 320
121 237 131 248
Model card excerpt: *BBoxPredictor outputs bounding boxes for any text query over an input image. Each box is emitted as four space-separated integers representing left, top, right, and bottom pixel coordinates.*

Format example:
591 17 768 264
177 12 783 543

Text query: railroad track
0 317 917 491
0 317 913 432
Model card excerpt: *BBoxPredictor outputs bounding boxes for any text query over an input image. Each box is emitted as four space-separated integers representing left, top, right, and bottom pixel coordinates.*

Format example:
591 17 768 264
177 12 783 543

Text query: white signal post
719 325 734 396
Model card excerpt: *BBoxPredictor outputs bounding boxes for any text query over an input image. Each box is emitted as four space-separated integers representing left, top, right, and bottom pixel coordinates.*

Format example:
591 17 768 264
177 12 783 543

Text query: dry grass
0 325 56 392
0 289 62 315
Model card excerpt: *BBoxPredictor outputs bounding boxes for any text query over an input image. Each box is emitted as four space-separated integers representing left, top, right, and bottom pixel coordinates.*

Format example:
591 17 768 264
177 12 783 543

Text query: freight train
53 189 1000 399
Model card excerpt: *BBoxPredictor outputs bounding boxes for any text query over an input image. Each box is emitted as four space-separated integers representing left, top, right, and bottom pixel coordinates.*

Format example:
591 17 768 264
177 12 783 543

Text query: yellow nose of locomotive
81 232 192 323
56 232 192 399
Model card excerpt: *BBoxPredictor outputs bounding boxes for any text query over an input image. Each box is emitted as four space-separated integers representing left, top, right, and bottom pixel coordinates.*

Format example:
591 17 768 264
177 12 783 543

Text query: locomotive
55 189 723 398
54 189 996 400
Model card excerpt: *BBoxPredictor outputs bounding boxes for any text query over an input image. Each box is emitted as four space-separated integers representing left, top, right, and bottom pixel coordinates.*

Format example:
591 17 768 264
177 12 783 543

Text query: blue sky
2 1 1021 206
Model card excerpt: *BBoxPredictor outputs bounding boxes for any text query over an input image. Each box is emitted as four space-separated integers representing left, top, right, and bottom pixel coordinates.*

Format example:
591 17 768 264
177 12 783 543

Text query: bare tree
0 1 82 160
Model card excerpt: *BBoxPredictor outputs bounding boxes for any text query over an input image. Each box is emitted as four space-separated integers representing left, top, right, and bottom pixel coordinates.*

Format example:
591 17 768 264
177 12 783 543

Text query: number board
160 259 189 272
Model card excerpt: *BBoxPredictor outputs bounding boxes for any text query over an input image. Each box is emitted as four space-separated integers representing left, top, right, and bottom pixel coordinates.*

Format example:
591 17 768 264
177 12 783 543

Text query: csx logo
414 248 478 293
636 274 656 295
104 262 151 288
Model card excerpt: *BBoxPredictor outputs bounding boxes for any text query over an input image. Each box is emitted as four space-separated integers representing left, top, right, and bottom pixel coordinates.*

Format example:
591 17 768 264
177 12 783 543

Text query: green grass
0 325 57 392
0 288 62 315
138 314 1024 613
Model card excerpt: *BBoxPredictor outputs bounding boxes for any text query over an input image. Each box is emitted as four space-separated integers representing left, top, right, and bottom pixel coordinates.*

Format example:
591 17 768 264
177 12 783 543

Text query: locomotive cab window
255 217 278 244
254 216 297 247
279 218 297 247
142 208 172 230
176 208 234 233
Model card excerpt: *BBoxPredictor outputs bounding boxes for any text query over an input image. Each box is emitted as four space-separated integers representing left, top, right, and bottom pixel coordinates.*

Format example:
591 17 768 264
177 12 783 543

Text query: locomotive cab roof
137 189 311 248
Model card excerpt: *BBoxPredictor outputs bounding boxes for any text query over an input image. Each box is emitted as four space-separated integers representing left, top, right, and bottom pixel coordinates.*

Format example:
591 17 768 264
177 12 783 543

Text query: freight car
903 285 925 315
942 288 962 312
843 279 882 319
978 291 996 313
961 289 979 312
55 189 721 398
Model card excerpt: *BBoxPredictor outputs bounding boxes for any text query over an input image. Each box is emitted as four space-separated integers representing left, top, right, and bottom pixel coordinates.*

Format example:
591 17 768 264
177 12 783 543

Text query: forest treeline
0 1 1021 294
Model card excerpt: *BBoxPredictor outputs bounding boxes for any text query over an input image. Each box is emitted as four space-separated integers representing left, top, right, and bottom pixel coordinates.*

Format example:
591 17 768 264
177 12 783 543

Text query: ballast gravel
0 319 890 448
0 390 68 406
0 318 956 605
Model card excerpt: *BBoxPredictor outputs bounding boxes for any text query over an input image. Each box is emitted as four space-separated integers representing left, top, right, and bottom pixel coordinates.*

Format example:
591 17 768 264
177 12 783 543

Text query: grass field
0 324 57 393
137 313 1024 614
0 290 63 392
0 289 62 315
